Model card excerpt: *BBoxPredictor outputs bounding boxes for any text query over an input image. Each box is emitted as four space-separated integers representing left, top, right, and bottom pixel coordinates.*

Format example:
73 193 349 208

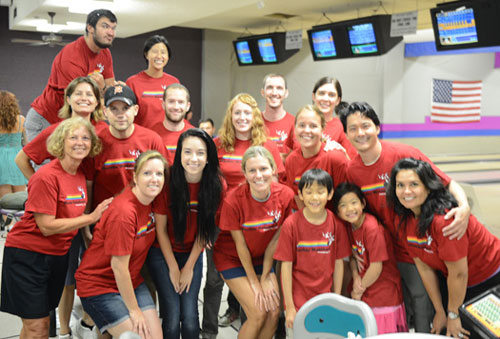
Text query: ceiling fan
11 12 71 47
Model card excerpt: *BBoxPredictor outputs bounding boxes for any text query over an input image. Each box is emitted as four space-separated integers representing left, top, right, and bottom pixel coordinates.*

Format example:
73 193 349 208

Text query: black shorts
1 247 69 319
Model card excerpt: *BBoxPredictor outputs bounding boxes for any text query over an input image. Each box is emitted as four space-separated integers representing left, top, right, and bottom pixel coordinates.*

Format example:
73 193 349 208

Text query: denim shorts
220 264 274 280
80 283 155 333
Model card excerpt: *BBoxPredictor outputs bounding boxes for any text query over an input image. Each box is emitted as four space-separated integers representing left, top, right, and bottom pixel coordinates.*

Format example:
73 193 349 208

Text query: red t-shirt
75 187 156 297
83 124 166 208
126 71 179 129
23 120 107 165
213 182 294 271
323 118 357 159
167 183 200 253
150 121 194 166
216 138 285 191
263 113 295 154
349 213 402 307
274 209 351 310
6 159 87 255
404 213 500 286
32 36 114 124
346 140 451 263
285 145 348 210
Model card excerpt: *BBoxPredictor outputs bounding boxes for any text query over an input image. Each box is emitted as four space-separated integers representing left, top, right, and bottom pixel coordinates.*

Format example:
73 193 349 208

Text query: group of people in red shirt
1 7 500 339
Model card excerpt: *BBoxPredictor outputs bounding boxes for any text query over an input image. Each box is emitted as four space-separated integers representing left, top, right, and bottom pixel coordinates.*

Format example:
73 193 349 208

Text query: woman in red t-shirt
216 93 284 191
126 35 179 129
387 158 500 339
76 150 167 338
213 146 294 339
0 117 111 338
147 129 224 338
14 76 108 338
285 104 348 210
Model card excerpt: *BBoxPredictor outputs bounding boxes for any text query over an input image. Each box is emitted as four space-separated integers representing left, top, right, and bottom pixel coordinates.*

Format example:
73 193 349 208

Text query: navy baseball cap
104 84 137 106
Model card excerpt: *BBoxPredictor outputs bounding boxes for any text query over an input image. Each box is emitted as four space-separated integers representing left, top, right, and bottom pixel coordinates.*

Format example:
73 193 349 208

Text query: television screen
235 41 253 64
348 23 378 55
436 7 478 46
311 29 337 58
258 38 277 63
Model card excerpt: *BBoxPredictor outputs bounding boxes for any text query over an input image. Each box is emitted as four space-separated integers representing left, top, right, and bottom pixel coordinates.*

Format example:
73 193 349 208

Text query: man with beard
261 73 295 161
151 83 194 165
25 9 118 141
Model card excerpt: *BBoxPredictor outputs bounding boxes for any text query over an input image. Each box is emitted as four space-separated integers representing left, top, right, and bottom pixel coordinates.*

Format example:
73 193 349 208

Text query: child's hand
352 251 365 272
285 308 297 329
351 290 363 300
352 277 365 299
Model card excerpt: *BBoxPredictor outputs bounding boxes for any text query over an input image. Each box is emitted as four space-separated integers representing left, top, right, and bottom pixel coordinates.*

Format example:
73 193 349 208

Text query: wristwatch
448 311 459 319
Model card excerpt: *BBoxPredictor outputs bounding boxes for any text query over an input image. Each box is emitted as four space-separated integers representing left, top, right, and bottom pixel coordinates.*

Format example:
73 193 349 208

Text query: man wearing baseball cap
83 84 166 212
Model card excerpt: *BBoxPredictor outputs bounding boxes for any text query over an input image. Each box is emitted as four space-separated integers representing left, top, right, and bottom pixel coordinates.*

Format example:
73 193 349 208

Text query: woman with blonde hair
216 93 284 190
0 91 27 200
1 117 112 339
76 150 167 339
213 146 294 339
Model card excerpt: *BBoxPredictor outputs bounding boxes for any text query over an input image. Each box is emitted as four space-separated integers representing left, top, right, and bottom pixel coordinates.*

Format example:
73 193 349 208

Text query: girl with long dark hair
148 128 224 338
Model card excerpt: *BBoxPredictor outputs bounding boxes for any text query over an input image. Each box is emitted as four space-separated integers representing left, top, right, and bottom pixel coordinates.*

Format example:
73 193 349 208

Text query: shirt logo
352 240 365 256
136 214 156 239
97 63 104 73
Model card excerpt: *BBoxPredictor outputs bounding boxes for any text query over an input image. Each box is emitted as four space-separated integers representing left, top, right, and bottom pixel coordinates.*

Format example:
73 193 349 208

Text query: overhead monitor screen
235 41 253 64
258 38 277 63
348 23 378 54
311 29 337 58
436 7 478 46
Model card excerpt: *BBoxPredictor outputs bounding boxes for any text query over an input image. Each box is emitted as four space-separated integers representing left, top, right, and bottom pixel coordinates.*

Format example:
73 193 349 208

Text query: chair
0 191 27 234
293 293 378 339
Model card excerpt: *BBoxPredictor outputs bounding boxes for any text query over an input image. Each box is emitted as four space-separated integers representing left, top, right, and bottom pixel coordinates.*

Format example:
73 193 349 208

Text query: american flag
431 79 482 123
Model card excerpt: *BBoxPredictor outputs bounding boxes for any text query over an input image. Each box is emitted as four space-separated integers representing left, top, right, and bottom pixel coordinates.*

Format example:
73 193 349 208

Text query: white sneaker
58 331 73 339
74 319 97 339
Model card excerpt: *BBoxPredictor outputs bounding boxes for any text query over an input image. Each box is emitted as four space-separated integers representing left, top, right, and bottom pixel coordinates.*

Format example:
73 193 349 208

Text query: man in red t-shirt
150 83 194 165
84 84 166 211
26 9 117 141
340 101 471 333
261 73 295 161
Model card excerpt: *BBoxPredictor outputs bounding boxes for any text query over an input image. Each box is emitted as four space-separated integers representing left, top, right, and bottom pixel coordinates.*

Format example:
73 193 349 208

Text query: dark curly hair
386 158 457 237
0 91 21 131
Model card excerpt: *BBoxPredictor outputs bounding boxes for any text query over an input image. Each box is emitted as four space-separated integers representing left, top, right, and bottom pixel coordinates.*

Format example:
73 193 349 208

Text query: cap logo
114 86 123 94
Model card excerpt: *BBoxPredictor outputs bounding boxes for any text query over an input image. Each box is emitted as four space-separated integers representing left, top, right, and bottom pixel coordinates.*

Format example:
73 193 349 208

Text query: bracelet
448 311 459 319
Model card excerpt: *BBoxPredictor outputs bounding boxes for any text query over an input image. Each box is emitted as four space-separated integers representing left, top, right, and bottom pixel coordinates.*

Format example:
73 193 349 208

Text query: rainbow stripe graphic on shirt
66 194 84 201
142 91 163 98
222 155 242 162
137 219 154 238
87 69 101 76
189 200 198 207
361 182 385 193
294 176 301 184
297 240 329 248
242 218 274 230
407 236 428 246
103 158 136 167
352 244 364 255
268 136 280 142
166 145 177 152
